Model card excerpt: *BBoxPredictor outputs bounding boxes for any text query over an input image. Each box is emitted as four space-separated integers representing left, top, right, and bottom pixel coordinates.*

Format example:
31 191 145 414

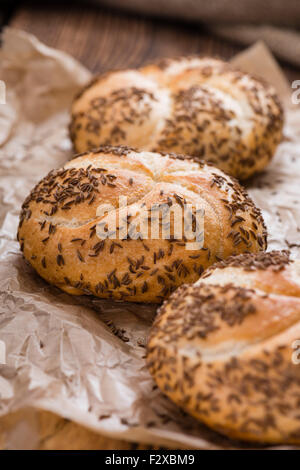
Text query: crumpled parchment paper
0 29 299 450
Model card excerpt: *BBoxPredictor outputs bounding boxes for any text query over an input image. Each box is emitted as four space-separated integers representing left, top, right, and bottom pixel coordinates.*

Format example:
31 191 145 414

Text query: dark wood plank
0 2 17 31
9 2 298 83
9 2 243 73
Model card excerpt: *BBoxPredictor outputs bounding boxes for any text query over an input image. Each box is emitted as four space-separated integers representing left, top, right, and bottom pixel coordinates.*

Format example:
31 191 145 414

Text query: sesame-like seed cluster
153 283 257 340
147 251 300 443
202 250 291 278
17 146 267 303
70 56 283 180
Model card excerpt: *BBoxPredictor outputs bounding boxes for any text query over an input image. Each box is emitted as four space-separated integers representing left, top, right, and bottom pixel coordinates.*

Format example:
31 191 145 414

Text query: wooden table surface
0 0 298 450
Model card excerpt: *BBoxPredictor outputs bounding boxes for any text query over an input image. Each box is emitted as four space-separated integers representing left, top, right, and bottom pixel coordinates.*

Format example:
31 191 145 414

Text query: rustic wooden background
0 0 298 450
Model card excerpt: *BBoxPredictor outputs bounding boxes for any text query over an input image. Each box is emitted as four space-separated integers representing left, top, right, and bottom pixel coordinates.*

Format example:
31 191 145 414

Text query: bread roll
70 56 283 180
18 145 267 303
147 250 300 443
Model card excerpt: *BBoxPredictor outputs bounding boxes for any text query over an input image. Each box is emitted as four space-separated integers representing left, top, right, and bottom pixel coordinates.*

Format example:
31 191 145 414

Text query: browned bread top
70 56 283 180
147 250 300 444
17 145 266 303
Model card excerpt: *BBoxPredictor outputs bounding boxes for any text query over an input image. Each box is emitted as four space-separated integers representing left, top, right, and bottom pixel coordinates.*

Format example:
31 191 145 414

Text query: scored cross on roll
147 250 300 444
17 146 267 303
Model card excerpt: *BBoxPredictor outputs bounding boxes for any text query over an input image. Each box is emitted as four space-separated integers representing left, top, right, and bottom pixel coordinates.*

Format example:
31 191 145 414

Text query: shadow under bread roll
147 250 300 444
18 145 267 303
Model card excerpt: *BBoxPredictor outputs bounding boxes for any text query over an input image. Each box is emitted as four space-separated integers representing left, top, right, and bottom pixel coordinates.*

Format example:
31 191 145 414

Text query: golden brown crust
70 56 283 180
17 146 266 303
147 250 300 444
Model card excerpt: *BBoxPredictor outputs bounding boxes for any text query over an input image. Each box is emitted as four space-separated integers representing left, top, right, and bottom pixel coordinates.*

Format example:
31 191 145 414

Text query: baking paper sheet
0 29 299 450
